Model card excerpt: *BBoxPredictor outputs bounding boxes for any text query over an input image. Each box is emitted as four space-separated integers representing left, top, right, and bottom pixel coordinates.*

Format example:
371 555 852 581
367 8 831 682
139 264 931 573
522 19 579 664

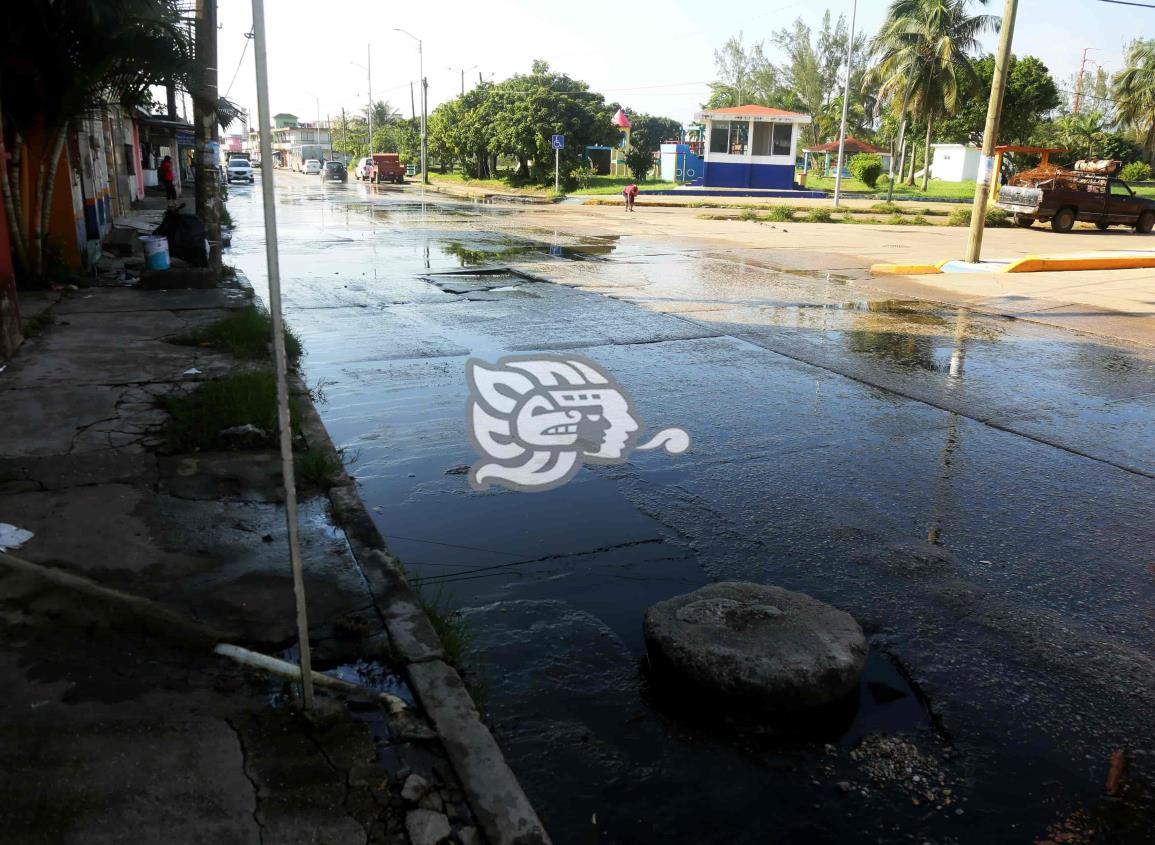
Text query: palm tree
1 0 203 282
1113 39 1155 163
868 0 996 193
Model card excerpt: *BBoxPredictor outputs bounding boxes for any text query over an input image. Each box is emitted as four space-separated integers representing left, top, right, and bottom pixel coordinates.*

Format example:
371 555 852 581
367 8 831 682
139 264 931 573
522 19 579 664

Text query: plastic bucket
139 235 170 270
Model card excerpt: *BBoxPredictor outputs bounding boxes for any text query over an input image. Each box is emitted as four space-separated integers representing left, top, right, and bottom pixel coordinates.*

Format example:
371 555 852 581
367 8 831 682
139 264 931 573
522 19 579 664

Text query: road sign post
551 134 564 193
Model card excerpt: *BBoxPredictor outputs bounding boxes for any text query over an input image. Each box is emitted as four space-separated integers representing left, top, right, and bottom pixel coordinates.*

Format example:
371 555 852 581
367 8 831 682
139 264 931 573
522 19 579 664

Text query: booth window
728 122 748 155
772 124 792 156
710 123 729 154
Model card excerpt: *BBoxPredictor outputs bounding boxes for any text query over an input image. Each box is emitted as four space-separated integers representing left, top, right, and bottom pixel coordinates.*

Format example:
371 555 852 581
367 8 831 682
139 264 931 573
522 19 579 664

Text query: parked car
354 157 373 181
323 161 348 182
225 157 254 184
997 172 1155 233
302 159 322 176
367 153 406 184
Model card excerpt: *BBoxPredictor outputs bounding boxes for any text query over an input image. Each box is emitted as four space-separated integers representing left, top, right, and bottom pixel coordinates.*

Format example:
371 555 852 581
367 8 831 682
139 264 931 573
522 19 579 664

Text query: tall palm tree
1113 40 1155 163
868 0 996 192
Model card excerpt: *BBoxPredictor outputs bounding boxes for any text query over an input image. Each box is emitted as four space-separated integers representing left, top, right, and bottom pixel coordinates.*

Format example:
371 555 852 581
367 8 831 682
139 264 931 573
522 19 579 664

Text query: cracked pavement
225 173 1155 843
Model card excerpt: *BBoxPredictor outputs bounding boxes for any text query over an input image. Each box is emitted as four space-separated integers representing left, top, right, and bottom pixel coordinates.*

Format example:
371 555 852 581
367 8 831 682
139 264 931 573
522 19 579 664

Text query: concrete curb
287 374 553 844
871 251 1155 276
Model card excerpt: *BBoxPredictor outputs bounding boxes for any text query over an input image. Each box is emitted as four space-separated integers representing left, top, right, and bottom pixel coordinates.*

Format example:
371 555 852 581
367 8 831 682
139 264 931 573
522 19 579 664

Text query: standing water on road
227 174 1155 843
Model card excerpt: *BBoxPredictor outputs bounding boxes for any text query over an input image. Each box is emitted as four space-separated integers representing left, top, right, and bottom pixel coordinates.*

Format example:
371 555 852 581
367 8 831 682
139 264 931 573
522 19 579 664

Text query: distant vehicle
290 144 325 172
997 170 1155 233
354 157 373 181
367 153 406 184
323 160 348 182
225 157 254 184
302 159 322 175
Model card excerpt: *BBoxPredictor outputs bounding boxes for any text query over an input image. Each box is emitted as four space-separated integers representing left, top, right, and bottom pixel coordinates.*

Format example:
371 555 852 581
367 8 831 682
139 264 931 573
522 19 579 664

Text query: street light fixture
448 64 477 97
350 46 373 154
395 28 427 184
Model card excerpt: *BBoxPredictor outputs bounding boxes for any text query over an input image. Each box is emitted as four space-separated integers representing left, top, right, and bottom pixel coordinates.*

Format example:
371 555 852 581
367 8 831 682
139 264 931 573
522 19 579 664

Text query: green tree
867 0 996 190
936 55 1059 146
772 13 867 147
628 113 683 153
707 34 786 108
486 61 617 183
1113 39 1155 162
624 145 653 180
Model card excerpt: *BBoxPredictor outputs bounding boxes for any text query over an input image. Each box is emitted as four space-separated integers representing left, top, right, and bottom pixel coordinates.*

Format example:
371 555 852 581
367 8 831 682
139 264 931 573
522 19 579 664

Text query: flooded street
227 173 1155 843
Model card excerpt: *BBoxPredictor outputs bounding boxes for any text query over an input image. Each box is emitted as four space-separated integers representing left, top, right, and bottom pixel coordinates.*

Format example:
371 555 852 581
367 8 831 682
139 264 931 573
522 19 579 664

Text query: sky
214 0 1150 134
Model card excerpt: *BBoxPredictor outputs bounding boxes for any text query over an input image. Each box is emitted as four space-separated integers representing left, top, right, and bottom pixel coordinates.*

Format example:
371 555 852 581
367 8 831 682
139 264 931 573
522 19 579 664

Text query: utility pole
832 0 858 207
193 0 221 274
422 77 428 183
409 82 415 120
395 29 427 184
965 0 1018 263
249 0 314 711
367 46 373 155
449 65 477 97
341 107 347 162
1073 47 1099 114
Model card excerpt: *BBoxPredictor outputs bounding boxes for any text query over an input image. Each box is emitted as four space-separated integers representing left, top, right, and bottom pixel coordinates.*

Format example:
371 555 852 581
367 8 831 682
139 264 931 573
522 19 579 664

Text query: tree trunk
921 117 933 192
30 124 67 280
906 139 916 186
516 156 529 179
0 97 30 276
36 125 68 280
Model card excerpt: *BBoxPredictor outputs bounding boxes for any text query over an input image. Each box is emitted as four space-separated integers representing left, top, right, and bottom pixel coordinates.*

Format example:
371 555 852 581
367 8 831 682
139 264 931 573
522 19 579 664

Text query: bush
1121 161 1153 183
947 207 1010 227
624 145 654 181
739 207 761 222
849 154 883 189
869 201 902 214
804 208 834 223
571 162 598 190
765 205 793 221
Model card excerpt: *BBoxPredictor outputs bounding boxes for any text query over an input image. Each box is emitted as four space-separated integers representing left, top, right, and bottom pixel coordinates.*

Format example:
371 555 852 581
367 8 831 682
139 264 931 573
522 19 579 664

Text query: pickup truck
367 153 406 184
997 175 1155 233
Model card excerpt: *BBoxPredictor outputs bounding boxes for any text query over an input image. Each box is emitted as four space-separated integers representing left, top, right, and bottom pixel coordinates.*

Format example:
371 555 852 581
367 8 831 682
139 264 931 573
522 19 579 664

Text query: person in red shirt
623 182 638 212
159 155 176 202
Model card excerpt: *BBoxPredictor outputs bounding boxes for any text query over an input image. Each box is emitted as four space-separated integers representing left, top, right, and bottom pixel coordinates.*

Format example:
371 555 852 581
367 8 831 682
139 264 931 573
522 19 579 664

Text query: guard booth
697 105 811 189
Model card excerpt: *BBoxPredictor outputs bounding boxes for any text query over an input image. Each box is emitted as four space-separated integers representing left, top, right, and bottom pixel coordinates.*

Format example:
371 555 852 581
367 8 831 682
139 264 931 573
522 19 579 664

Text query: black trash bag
153 205 208 267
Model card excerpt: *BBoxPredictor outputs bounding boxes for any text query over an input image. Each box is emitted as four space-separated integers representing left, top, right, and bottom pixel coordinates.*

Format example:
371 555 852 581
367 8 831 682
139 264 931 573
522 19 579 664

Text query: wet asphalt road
226 172 1155 844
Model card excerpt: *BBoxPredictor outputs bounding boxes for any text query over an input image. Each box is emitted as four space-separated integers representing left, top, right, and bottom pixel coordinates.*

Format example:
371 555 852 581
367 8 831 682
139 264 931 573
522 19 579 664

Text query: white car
302 159 322 175
354 157 372 181
226 157 254 183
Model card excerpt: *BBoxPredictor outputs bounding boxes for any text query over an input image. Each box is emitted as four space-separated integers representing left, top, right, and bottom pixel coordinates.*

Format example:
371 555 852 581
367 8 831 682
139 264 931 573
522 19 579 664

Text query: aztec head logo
465 355 689 492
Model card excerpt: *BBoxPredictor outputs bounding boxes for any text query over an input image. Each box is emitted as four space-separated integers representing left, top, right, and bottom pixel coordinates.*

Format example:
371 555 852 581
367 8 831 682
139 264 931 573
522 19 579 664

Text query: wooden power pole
965 0 1018 263
194 0 222 274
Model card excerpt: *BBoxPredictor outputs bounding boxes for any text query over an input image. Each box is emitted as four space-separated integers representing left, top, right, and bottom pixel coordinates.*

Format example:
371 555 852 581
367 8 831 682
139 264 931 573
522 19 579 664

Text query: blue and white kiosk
697 105 810 190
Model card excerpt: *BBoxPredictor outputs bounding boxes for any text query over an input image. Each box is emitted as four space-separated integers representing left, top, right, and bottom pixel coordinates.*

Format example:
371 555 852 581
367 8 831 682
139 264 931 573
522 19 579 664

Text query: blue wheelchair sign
550 134 565 150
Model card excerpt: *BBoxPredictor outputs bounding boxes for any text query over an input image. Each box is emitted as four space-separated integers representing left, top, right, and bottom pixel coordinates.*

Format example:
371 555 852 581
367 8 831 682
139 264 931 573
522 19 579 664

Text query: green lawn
799 172 977 200
574 175 679 195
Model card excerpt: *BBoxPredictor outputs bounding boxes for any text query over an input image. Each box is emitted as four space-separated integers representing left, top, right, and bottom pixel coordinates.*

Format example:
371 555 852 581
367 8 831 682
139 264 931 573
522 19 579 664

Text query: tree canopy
935 54 1059 146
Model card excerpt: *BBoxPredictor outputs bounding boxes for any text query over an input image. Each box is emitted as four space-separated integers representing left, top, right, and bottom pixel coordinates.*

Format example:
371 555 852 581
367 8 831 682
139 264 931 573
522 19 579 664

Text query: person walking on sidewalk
623 182 639 212
159 155 176 202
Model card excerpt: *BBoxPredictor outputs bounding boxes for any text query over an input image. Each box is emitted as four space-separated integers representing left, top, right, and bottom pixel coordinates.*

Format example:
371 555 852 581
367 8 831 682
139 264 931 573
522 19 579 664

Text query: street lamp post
449 64 477 97
832 0 858 208
395 28 427 184
350 47 373 155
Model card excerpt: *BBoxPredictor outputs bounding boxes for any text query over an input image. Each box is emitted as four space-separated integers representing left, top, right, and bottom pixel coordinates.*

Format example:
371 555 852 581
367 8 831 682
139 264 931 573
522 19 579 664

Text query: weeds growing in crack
296 447 345 490
412 582 470 668
159 370 294 451
168 304 302 363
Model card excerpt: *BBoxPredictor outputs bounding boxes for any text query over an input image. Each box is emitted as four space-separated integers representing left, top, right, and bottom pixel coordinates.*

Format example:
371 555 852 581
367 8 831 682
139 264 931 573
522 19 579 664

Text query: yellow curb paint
1006 254 1155 273
870 263 944 275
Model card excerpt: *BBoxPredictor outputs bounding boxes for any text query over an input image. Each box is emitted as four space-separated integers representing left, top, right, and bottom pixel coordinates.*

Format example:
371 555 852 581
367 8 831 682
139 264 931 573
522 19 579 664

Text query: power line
224 29 253 98
1097 0 1155 7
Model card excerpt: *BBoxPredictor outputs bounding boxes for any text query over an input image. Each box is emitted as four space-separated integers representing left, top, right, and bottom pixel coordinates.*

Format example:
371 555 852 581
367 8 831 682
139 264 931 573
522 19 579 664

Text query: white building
929 144 982 182
694 105 811 190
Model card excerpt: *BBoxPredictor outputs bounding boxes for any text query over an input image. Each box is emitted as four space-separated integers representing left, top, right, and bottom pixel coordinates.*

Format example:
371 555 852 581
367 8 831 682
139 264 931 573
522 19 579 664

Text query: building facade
696 106 810 190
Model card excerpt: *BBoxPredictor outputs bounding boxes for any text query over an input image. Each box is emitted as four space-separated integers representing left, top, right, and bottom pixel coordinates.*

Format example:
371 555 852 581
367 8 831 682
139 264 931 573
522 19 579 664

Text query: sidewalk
0 257 545 842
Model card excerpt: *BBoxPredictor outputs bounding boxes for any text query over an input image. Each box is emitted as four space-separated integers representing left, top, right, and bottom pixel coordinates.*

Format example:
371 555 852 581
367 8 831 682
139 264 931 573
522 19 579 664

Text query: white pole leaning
833 0 858 208
250 0 314 709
